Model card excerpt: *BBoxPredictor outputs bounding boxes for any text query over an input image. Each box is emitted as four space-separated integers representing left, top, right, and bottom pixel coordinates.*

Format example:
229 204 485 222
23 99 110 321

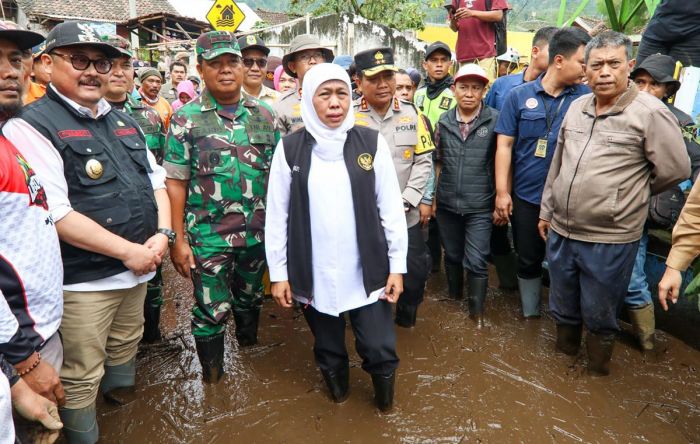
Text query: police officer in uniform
273 34 333 136
353 48 433 328
15 21 171 442
164 31 280 383
102 35 170 344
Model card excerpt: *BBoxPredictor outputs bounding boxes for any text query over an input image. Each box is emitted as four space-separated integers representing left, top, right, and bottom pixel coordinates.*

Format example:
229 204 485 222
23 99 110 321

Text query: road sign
206 0 246 32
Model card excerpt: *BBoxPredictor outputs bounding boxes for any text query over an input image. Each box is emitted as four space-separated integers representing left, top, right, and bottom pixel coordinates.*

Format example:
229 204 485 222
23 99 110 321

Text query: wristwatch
157 228 176 246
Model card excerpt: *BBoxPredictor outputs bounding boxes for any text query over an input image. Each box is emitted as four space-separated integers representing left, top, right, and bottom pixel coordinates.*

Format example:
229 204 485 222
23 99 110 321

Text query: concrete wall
257 13 426 71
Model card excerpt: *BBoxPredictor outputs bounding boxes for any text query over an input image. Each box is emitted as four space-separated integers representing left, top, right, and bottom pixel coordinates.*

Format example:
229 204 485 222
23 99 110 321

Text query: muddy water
96 262 700 443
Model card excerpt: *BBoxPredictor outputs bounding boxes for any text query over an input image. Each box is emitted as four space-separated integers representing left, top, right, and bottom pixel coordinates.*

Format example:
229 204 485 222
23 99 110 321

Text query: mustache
0 81 21 92
79 78 102 87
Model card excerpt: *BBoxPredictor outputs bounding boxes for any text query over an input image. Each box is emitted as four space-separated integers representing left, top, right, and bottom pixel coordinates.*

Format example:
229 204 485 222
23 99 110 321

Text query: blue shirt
494 76 590 205
485 70 526 111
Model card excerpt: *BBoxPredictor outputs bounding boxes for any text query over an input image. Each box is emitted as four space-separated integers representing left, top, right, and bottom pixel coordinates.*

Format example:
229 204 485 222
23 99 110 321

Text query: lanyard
542 94 566 136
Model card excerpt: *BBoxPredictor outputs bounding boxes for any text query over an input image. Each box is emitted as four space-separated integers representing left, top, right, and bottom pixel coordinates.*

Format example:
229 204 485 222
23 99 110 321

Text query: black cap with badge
424 41 452 60
44 21 121 58
237 34 270 56
354 47 398 77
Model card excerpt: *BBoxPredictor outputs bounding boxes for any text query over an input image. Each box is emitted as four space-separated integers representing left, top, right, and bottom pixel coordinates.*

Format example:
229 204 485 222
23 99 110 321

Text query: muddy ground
96 262 700 443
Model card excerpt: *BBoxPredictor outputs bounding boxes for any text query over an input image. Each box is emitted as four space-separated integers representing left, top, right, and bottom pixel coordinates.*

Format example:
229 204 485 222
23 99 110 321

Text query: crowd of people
1 0 700 442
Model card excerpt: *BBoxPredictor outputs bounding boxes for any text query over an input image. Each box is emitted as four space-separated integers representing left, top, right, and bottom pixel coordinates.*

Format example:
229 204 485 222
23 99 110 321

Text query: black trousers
490 223 512 256
637 32 700 67
302 301 399 376
426 217 441 268
511 196 546 279
401 224 430 308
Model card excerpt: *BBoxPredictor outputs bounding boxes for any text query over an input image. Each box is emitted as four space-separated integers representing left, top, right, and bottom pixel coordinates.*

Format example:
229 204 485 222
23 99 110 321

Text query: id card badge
535 138 548 158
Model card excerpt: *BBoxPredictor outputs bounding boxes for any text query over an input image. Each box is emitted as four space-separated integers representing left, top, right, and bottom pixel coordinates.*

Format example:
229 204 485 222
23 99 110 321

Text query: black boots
233 308 260 347
395 303 418 328
444 261 464 300
142 299 162 343
467 276 488 327
371 372 395 412
555 323 583 356
586 333 616 376
321 363 350 403
195 333 225 383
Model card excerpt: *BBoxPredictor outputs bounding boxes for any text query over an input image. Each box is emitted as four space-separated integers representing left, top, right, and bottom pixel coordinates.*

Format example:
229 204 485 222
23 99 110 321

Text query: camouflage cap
196 31 241 61
0 20 44 51
101 34 132 58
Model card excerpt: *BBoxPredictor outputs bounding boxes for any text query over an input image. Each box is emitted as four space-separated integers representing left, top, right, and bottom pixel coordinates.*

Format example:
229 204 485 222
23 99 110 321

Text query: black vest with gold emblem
282 126 389 299
20 86 158 284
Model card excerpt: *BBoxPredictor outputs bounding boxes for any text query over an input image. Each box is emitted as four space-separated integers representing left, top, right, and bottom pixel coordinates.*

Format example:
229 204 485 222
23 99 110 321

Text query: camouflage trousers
190 243 266 337
146 265 163 308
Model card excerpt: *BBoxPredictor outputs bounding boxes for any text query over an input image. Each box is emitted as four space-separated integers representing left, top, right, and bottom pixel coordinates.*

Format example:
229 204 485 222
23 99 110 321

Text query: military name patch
114 127 138 137
476 127 489 138
357 153 373 171
58 129 92 139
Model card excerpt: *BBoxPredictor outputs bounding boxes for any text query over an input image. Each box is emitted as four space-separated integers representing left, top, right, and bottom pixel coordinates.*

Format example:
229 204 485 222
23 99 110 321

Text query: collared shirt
455 104 481 141
485 70 527 111
164 90 280 249
272 88 303 136
243 85 278 107
50 84 111 118
494 75 590 205
265 135 408 317
24 81 46 105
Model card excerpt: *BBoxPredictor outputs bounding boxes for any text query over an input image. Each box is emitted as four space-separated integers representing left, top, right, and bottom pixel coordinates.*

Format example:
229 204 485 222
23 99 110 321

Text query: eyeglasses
51 52 112 74
295 51 325 64
242 57 267 69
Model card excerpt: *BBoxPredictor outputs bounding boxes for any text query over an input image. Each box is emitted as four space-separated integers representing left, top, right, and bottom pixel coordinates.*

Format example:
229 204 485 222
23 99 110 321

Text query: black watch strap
157 228 176 246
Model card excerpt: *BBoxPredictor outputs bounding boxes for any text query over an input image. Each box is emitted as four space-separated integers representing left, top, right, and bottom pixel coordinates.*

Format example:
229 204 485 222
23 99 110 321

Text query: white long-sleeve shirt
265 133 408 317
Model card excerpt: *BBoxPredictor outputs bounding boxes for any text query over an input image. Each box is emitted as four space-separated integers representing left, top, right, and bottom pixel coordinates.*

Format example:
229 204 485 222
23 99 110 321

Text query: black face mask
426 74 454 100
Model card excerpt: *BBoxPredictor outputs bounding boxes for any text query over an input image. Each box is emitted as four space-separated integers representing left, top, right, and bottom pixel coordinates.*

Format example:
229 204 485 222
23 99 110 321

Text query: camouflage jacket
119 94 166 163
163 90 280 249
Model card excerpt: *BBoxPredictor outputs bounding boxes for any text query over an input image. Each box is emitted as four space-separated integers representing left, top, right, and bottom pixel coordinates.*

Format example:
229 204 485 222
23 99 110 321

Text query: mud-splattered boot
371 372 395 413
555 323 583 356
467 276 488 327
518 277 542 318
444 261 464 300
233 308 260 347
586 333 616 376
395 302 418 328
628 303 655 352
59 404 98 444
195 333 225 383
321 362 349 403
492 253 518 290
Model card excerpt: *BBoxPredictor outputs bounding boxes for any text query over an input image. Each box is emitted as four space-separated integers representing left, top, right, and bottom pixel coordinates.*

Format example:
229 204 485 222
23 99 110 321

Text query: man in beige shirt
238 35 278 106
538 31 690 377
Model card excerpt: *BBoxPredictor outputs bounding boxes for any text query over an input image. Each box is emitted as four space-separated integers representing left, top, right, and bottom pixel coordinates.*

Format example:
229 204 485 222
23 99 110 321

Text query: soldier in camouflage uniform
272 34 333 135
103 35 169 343
163 31 280 383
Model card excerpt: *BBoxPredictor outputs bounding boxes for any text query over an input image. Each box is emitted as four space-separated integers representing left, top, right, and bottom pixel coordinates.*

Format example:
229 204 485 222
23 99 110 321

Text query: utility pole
129 0 139 51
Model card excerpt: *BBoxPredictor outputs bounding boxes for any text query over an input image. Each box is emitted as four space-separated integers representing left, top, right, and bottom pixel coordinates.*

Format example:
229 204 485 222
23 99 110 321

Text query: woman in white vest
265 63 408 412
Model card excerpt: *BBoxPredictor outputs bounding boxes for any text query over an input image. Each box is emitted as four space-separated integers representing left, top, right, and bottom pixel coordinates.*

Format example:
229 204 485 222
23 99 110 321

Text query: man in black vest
434 64 498 327
14 21 172 443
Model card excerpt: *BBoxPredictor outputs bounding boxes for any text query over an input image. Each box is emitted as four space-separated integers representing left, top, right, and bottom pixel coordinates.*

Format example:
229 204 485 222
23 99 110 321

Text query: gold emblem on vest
85 159 103 179
357 153 373 171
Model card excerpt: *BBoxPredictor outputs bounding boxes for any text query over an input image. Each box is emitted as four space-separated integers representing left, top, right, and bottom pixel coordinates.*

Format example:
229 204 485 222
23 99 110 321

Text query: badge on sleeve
357 153 373 171
535 138 547 158
85 159 103 179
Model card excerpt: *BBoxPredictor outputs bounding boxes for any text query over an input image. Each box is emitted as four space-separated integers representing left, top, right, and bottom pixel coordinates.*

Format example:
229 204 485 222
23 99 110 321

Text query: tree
289 0 443 31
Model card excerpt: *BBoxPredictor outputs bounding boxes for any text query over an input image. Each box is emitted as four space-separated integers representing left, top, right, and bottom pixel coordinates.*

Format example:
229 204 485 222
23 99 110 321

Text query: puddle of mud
94 260 700 443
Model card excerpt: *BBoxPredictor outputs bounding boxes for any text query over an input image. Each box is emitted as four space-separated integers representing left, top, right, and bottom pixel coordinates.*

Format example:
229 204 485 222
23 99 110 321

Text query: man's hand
453 7 473 20
495 191 513 222
11 378 62 439
419 203 432 227
492 210 508 226
121 243 159 276
144 233 169 260
17 357 65 407
271 281 293 308
658 267 683 311
381 273 404 304
537 219 550 241
170 240 196 279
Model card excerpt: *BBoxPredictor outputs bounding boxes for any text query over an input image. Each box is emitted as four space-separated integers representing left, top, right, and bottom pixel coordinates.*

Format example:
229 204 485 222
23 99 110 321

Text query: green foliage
289 0 443 31
595 0 653 33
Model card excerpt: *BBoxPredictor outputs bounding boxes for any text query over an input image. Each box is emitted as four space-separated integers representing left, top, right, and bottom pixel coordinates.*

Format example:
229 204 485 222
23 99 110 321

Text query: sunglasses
242 57 267 69
52 52 112 74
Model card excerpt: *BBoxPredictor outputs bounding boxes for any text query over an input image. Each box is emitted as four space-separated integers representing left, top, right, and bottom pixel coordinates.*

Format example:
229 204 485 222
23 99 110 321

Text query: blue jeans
547 231 639 335
436 209 492 278
625 229 652 308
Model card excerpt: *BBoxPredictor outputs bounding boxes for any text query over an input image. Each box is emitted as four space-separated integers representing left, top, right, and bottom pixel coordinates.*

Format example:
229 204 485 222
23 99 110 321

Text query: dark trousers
512 196 545 279
490 223 512 256
637 33 700 67
547 231 639 335
426 217 441 269
302 301 399 376
402 224 430 307
436 208 492 278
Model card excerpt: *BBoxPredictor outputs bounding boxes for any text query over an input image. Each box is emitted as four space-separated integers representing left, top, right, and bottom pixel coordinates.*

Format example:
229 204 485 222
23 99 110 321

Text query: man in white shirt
9 21 172 443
